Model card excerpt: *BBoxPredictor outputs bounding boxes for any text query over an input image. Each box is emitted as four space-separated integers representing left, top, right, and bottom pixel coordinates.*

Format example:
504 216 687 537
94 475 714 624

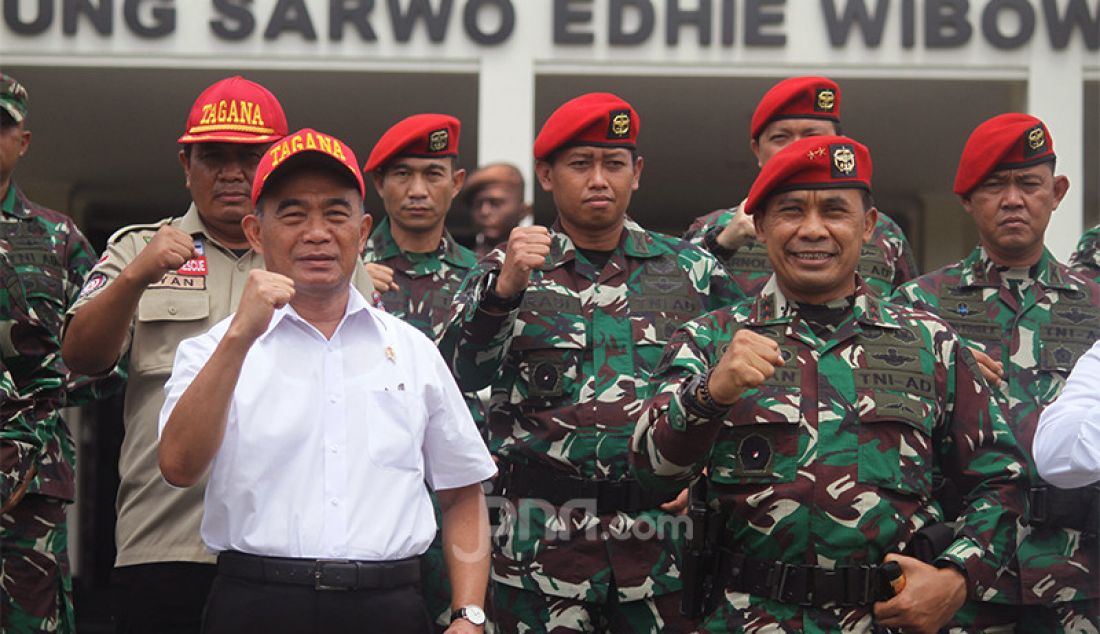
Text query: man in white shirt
157 127 496 634
1035 341 1100 489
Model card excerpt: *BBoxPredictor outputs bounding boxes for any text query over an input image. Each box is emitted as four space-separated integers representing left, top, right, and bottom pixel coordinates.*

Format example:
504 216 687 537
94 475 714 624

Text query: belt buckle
768 562 795 603
314 559 355 591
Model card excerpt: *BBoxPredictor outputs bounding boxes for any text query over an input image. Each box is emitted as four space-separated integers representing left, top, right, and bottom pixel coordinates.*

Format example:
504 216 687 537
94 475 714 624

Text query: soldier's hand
969 348 1004 386
707 330 785 405
495 226 552 298
714 201 755 251
128 225 198 286
659 487 690 515
366 262 396 293
227 270 295 343
872 553 967 634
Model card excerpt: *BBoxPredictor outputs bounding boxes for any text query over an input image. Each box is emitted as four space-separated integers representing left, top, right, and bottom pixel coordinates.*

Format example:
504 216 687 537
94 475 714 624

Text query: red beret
744 135 872 216
252 128 364 205
534 93 639 161
363 114 460 173
751 76 841 140
954 113 1056 196
178 76 287 145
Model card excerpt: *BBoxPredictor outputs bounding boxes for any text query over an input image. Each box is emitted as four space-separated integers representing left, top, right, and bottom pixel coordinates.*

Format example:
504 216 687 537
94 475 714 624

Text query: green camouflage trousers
1 495 73 634
488 581 696 633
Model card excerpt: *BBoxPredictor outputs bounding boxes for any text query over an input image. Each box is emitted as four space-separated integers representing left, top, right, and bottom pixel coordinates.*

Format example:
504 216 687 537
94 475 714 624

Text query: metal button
167 306 177 315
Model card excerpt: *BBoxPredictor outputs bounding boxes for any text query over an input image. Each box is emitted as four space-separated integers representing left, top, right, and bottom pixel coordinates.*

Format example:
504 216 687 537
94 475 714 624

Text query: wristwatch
478 271 523 312
450 605 487 626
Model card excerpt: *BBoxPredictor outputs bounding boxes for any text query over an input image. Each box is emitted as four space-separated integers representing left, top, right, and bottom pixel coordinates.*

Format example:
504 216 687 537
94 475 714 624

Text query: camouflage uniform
684 205 919 297
1 251 73 634
363 216 479 630
1069 225 1100 284
438 218 742 632
1 184 109 634
893 246 1100 632
632 276 1028 633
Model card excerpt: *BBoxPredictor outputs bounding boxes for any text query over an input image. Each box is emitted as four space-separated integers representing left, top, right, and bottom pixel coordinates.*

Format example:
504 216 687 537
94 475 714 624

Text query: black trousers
201 571 434 634
110 562 217 634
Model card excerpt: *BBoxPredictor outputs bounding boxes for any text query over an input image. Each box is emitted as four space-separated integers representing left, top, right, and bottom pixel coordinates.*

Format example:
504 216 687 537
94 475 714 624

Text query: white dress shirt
158 287 497 560
1034 339 1100 488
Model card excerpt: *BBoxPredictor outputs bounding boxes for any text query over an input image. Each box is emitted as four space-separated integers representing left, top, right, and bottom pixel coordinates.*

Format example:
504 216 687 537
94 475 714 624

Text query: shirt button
329 396 338 404
331 499 339 507
237 261 247 271
167 306 177 315
330 445 339 453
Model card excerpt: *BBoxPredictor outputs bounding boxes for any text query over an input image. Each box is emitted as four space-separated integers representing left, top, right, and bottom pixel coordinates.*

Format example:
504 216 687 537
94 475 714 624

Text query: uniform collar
177 204 214 239
957 245 1077 292
366 216 476 268
2 184 29 219
748 274 901 330
545 216 669 269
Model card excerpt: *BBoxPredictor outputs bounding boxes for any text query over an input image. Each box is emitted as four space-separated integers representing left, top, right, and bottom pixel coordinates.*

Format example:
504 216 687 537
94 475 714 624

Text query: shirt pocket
508 335 584 408
132 291 211 375
857 392 935 499
710 388 802 486
363 384 423 472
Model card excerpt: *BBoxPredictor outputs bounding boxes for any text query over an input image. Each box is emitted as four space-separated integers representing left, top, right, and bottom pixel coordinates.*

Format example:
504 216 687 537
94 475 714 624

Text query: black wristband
479 272 523 312
681 370 729 420
702 224 736 260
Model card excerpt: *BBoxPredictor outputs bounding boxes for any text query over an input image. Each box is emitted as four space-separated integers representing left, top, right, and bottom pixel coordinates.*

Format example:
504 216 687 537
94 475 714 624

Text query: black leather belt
217 551 421 591
498 460 678 515
718 551 895 607
1029 485 1100 535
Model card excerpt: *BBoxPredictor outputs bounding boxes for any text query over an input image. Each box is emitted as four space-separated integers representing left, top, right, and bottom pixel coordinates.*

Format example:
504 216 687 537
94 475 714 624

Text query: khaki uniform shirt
67 205 375 566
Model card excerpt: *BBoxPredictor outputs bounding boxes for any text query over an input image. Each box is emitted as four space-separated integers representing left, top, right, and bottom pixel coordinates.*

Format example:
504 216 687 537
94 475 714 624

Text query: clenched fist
714 201 756 251
494 226 552 298
129 225 198 286
366 262 396 293
227 270 295 343
707 329 785 405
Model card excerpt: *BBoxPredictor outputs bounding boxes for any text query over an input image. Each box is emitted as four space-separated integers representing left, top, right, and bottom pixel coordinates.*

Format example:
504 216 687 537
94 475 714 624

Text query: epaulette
106 217 175 245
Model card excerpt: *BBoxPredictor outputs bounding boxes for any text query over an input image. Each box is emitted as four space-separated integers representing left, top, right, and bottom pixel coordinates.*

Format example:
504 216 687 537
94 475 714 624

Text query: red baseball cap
534 93 639 161
751 76 841 140
178 76 288 145
744 135 872 215
251 128 365 205
363 114 460 173
954 113 1056 196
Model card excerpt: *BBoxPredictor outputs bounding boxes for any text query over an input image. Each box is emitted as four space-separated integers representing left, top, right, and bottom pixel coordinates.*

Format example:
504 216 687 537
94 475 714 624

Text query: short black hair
256 153 363 214
0 110 22 129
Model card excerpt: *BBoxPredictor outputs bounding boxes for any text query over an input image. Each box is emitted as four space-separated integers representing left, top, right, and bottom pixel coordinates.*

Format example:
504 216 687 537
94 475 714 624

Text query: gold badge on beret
1027 126 1045 151
816 88 836 112
833 146 856 175
607 109 631 139
428 128 449 153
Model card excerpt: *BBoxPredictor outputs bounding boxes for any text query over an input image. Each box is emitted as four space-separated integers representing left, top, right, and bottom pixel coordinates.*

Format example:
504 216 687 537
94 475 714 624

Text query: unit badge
428 128 449 153
831 144 856 177
608 109 631 139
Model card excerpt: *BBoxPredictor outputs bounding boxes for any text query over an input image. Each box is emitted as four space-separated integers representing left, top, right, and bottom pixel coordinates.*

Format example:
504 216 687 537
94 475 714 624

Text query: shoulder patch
107 217 175 245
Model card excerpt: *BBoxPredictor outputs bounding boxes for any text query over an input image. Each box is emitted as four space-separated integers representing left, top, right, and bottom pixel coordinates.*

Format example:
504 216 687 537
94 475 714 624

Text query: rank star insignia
807 147 827 160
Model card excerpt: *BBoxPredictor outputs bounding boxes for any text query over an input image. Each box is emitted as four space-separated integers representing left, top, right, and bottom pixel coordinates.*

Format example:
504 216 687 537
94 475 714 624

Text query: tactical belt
718 551 894 607
1029 485 1100 536
498 461 678 515
217 551 421 591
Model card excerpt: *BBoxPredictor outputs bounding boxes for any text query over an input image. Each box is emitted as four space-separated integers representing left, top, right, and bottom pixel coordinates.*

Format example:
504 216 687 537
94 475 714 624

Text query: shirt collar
1 184 27 219
958 245 1077 291
259 285 378 342
748 274 901 330
366 217 476 268
545 216 669 269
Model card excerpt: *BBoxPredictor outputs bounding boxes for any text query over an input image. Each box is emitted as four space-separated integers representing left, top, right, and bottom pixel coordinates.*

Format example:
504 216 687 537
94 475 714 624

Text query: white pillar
476 52 536 203
1029 51 1084 261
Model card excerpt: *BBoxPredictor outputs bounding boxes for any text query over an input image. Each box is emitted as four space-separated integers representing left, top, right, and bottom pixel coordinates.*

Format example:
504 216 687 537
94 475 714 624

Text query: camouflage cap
0 73 29 123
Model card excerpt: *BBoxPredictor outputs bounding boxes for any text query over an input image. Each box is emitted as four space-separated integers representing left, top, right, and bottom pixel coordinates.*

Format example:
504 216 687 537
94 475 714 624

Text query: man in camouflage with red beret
633 135 1027 633
361 113 480 631
440 92 743 632
684 76 918 298
61 76 375 633
0 71 115 634
893 113 1100 632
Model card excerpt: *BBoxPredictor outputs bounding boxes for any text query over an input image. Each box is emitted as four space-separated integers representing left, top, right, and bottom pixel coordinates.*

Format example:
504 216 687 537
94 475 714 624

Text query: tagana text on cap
744 135 872 216
0 73 29 123
534 92 639 161
252 128 364 205
178 76 288 145
363 114 460 173
751 76 841 140
953 113 1056 196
